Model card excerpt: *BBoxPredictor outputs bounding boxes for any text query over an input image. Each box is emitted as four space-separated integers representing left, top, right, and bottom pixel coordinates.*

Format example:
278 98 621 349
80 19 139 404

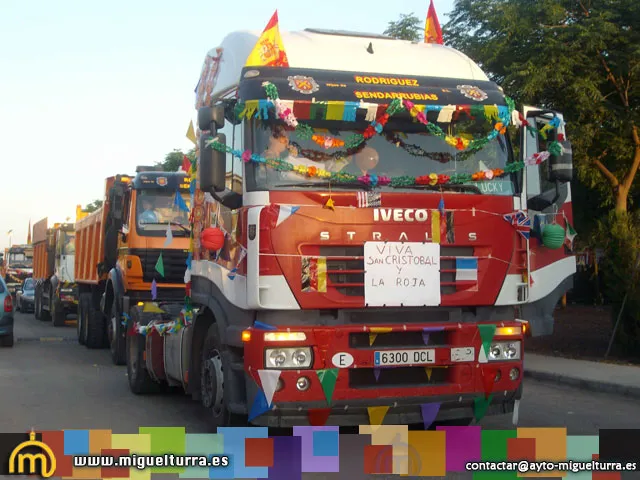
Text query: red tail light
4 295 12 313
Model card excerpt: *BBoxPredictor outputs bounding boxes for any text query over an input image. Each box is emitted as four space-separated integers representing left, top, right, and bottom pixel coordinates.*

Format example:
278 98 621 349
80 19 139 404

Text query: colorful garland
249 82 512 155
214 82 565 188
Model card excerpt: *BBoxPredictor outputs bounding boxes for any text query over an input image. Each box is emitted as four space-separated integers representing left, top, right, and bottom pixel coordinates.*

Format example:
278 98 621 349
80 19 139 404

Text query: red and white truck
126 28 576 428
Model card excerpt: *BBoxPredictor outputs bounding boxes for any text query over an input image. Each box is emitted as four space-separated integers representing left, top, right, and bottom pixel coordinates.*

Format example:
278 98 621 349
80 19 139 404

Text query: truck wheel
41 289 51 322
108 297 126 365
52 299 66 327
85 302 106 349
200 324 245 429
77 294 89 345
0 335 14 347
35 287 42 320
126 307 160 394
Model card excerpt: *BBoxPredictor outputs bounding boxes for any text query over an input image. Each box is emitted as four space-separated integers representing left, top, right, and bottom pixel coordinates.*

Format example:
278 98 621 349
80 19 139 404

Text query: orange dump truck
32 215 79 326
74 167 191 365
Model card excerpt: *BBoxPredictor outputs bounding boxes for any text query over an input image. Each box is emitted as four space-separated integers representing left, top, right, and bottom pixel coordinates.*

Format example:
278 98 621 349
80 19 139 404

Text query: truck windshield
9 253 32 268
249 116 514 195
136 191 191 237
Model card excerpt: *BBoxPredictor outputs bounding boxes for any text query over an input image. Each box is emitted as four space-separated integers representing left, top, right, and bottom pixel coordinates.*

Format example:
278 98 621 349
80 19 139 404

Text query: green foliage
594 212 640 352
156 148 197 172
445 0 640 211
384 13 423 41
84 199 103 213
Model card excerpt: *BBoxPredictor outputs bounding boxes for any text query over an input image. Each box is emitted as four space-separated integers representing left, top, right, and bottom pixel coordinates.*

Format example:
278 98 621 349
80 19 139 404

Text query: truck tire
35 286 42 320
77 293 89 345
85 302 106 349
108 297 126 365
51 298 66 327
126 307 160 394
200 324 246 429
40 286 52 322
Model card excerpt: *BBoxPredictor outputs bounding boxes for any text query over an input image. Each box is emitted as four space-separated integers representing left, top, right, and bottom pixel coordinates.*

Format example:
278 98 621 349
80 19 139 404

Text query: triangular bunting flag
151 279 157 300
228 268 238 280
180 155 192 173
258 369 281 407
373 368 381 382
369 333 377 346
253 321 277 331
276 205 300 227
316 368 339 405
175 191 190 212
422 332 430 345
248 388 272 422
186 121 197 145
478 324 496 362
164 224 173 247
142 302 165 314
478 348 488 364
481 366 498 399
420 403 441 429
425 367 433 381
512 399 520 425
367 406 389 426
155 253 165 277
564 214 577 250
473 394 493 423
308 408 332 426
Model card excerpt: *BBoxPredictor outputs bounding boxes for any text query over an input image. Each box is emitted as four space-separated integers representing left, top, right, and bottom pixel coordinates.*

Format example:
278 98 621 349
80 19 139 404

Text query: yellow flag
245 11 289 67
186 120 197 145
143 302 165 314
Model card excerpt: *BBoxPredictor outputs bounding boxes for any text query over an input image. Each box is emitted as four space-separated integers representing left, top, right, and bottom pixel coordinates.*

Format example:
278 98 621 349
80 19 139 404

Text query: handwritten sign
364 242 441 307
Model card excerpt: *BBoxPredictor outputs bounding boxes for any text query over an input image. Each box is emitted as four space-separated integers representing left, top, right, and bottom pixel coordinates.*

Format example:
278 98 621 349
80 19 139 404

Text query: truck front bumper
244 383 522 427
240 322 525 427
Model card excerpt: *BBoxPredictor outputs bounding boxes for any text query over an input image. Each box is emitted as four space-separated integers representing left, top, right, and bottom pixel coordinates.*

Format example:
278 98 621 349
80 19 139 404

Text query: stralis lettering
374 209 429 223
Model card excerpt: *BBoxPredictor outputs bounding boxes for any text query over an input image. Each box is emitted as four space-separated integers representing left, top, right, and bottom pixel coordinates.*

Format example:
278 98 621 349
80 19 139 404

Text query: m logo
8 431 56 478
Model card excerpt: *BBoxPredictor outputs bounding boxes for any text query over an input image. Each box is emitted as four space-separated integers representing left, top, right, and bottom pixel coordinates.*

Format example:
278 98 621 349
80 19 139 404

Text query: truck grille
316 245 475 297
349 366 450 389
128 249 188 285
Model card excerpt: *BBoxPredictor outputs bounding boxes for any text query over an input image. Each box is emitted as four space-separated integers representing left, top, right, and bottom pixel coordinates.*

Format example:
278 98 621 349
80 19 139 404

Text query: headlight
265 347 313 369
488 341 521 361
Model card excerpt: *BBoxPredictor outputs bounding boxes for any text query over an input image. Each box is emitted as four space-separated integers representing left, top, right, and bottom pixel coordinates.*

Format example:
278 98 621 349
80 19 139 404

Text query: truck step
228 402 248 415
230 361 244 372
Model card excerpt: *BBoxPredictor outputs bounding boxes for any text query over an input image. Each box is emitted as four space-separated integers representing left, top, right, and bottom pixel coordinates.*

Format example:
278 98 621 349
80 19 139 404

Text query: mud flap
520 276 573 336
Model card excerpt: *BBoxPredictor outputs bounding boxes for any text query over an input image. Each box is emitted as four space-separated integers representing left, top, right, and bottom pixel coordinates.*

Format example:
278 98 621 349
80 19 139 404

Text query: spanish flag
424 0 443 44
245 10 289 67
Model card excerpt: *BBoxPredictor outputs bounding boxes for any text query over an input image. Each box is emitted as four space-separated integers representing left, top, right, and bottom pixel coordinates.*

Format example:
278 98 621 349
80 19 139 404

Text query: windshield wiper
276 182 370 190
395 184 482 194
141 222 190 233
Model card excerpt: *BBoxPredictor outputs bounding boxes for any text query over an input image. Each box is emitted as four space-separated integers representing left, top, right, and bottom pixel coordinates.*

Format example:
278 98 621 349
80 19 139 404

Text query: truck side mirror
549 140 573 183
199 133 226 193
198 104 225 133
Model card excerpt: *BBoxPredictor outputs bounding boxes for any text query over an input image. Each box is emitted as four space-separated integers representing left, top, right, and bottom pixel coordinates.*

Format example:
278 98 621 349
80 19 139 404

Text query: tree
384 13 423 41
445 0 640 214
156 148 197 172
84 200 103 213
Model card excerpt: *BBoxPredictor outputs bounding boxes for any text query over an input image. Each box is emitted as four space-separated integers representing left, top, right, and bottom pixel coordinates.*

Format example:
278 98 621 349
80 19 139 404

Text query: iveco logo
373 209 429 222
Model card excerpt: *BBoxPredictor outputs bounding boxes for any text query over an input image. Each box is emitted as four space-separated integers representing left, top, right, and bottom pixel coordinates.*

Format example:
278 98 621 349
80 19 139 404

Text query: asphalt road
2 312 640 480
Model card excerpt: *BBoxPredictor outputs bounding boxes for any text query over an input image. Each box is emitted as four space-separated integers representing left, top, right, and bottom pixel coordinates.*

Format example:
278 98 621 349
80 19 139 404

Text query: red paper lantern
200 227 225 251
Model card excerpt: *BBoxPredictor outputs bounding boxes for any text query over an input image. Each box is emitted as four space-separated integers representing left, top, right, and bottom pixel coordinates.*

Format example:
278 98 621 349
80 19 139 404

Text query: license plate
374 349 436 366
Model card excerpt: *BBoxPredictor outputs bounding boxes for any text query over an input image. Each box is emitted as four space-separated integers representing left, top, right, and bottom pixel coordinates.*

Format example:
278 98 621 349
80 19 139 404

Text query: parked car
0 277 14 347
15 277 35 313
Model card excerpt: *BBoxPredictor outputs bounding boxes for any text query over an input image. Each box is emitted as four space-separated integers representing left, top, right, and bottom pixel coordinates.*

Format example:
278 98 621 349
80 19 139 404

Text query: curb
524 369 640 400
15 337 78 343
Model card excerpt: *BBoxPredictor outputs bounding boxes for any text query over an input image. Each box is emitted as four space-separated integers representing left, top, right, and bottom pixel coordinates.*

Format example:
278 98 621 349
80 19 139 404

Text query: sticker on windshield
288 75 319 95
456 85 488 102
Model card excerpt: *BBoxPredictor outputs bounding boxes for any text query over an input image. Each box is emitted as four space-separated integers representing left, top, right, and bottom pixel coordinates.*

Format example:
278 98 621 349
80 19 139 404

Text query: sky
0 0 455 251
